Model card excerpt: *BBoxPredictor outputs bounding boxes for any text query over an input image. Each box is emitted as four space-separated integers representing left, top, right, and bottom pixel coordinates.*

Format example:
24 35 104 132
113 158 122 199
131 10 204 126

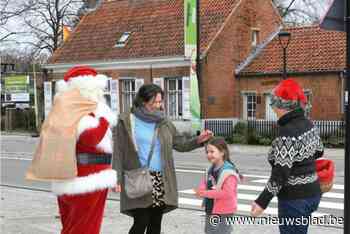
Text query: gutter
236 69 343 78
43 56 191 73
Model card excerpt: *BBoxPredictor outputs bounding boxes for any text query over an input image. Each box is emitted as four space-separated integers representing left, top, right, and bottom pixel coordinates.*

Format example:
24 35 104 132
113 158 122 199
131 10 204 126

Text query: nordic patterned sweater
255 109 324 209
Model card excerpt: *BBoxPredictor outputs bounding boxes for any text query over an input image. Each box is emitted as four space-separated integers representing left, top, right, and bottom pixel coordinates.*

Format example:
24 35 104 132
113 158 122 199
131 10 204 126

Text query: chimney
78 0 101 18
83 0 100 10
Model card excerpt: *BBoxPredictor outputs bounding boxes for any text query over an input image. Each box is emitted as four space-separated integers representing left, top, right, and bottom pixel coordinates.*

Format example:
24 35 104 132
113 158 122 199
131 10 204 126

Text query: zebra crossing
176 171 344 218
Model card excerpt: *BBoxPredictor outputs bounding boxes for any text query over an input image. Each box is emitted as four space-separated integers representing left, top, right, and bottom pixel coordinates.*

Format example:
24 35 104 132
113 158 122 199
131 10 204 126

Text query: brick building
44 0 345 133
236 26 345 121
44 0 281 130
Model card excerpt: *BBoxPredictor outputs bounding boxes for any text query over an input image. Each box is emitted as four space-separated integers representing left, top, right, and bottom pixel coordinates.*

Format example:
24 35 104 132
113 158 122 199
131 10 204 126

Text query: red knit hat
63 66 97 82
270 78 307 110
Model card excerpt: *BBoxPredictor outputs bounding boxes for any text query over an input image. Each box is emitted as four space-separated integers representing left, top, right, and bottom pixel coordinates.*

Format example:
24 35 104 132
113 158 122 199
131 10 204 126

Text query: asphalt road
0 135 345 225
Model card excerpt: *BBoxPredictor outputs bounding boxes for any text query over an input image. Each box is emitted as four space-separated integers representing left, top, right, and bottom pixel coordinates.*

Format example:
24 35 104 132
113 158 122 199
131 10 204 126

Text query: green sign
185 0 201 132
4 75 29 93
185 0 197 57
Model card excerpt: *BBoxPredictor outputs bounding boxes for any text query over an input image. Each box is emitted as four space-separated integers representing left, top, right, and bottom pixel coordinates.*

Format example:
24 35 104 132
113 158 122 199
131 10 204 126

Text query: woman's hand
197 130 214 144
112 184 121 193
251 202 264 217
193 188 206 198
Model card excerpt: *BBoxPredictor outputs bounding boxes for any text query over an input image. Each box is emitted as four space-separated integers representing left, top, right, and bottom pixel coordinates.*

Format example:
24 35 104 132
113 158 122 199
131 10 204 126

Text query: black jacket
255 109 324 209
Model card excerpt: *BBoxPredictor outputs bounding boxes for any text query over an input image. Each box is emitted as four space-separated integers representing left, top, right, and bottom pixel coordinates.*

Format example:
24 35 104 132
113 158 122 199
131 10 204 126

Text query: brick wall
48 0 283 121
201 0 281 119
237 73 344 120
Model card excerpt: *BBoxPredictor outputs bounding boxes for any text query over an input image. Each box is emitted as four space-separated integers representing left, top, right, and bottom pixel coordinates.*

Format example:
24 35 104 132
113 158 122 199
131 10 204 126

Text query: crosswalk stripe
178 197 329 217
237 184 343 199
242 174 270 179
176 169 205 174
251 179 344 190
179 190 344 210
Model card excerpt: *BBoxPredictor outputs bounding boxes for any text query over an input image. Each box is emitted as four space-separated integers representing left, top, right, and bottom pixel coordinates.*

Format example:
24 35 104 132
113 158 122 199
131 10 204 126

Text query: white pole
33 62 39 131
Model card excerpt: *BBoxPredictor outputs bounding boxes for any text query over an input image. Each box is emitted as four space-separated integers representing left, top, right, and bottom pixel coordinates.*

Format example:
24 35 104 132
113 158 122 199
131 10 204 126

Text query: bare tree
0 0 34 42
273 0 332 25
22 0 84 55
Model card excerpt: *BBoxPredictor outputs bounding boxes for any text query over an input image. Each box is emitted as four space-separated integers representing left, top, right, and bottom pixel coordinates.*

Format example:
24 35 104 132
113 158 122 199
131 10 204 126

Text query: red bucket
315 159 335 193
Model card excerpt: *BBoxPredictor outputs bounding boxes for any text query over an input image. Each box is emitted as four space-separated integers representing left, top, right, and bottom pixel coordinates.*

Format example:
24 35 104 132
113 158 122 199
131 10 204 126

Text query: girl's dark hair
206 137 233 164
132 84 164 108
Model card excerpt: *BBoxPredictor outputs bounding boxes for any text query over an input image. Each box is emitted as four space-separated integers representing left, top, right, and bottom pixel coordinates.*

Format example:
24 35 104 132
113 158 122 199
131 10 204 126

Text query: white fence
203 118 345 140
203 118 240 137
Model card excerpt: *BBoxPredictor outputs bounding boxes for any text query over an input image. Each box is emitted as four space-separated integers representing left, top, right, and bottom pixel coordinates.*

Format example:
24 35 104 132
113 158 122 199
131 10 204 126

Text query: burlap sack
26 89 96 181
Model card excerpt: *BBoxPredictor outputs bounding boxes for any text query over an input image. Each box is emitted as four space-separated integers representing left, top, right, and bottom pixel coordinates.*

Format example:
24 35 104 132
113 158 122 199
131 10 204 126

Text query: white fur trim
51 169 117 196
66 74 108 102
95 102 117 127
68 74 108 91
55 80 69 93
76 115 99 138
96 128 113 153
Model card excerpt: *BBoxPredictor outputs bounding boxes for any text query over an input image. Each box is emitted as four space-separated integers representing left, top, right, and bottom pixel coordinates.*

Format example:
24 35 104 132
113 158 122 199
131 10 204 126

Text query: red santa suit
51 67 117 234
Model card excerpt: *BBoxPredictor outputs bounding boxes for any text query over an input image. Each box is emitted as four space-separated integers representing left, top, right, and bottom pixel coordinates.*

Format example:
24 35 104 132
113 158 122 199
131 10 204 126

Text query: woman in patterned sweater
251 79 324 234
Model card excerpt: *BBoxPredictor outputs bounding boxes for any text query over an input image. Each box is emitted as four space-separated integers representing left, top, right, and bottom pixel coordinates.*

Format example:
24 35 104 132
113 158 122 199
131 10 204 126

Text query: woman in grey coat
112 84 212 234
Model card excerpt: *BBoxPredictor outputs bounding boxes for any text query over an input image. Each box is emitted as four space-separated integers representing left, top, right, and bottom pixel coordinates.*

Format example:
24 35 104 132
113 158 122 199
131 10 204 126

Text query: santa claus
26 66 117 234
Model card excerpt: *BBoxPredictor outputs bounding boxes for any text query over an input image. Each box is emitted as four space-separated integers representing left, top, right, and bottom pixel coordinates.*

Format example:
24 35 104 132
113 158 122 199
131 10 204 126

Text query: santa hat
63 66 97 82
56 66 108 93
270 78 308 111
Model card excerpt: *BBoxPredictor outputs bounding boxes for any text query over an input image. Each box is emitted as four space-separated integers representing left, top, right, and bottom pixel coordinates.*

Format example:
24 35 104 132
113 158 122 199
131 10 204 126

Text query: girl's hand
193 188 206 198
112 184 121 193
197 130 214 144
251 202 264 217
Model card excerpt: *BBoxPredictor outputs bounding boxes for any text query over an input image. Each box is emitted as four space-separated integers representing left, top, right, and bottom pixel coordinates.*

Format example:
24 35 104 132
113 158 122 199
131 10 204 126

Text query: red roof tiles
50 0 239 64
238 25 346 75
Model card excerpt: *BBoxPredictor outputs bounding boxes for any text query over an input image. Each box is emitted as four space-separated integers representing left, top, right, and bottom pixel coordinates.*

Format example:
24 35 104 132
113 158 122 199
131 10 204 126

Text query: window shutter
182 77 191 120
135 78 144 92
44 81 52 118
110 79 120 114
153 77 164 90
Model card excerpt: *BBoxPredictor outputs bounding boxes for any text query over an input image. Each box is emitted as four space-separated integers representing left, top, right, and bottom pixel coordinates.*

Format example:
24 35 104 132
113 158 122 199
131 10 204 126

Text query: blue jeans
278 195 321 234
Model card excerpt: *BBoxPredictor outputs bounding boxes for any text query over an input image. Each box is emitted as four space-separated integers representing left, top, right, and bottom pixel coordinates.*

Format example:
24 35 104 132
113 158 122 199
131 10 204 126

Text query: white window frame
120 78 136 113
165 77 183 120
251 29 260 48
115 32 131 48
242 91 257 120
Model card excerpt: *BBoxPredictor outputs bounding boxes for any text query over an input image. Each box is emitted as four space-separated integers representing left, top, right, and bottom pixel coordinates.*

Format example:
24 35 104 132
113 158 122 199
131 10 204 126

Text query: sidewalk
0 187 343 234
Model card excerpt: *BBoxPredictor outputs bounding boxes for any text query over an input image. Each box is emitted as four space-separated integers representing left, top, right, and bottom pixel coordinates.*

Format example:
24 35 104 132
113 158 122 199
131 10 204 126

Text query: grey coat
112 111 203 216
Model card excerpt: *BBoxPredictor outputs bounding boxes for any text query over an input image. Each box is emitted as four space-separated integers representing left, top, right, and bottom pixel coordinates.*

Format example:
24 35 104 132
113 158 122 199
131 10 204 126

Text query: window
265 94 278 121
341 76 346 114
115 32 130 47
251 30 260 48
243 93 257 120
121 79 136 112
166 78 183 119
304 90 312 117
304 90 312 104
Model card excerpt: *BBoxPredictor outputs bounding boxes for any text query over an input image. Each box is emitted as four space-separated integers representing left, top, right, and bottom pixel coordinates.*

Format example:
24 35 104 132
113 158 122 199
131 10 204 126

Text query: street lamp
278 31 291 80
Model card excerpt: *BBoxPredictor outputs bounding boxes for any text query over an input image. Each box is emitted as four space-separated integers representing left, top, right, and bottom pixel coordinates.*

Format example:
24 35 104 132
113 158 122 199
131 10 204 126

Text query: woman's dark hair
206 137 233 164
132 84 164 108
